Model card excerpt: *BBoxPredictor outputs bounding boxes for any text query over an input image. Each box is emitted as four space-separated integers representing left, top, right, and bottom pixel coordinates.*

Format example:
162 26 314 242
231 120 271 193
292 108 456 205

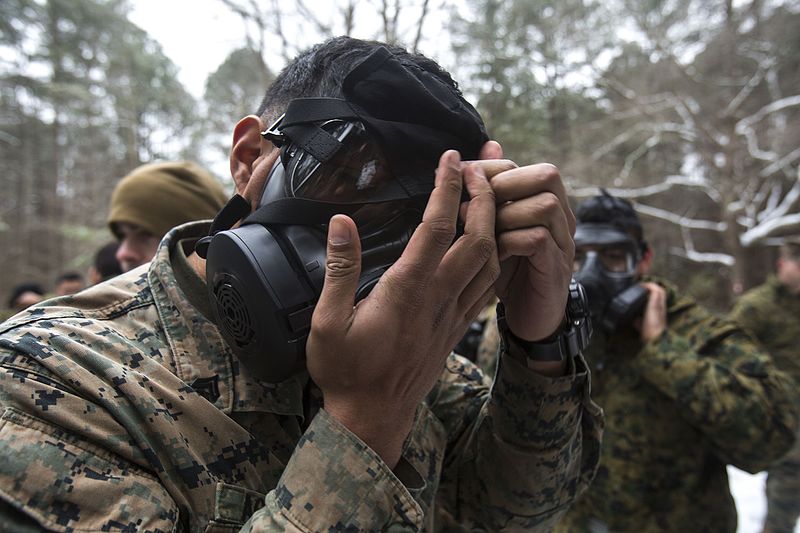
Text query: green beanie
108 161 228 239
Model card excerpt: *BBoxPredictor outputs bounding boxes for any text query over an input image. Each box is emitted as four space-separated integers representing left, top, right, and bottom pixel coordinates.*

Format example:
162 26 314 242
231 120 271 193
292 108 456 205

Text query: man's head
777 242 800 294
255 37 460 125
229 37 478 213
572 191 651 325
108 161 228 271
573 190 650 276
214 36 488 383
54 272 85 296
8 282 45 311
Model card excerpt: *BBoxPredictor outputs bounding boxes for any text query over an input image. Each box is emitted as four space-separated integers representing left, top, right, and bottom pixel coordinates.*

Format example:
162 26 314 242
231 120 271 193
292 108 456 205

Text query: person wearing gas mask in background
553 191 798 533
0 37 602 532
729 242 800 533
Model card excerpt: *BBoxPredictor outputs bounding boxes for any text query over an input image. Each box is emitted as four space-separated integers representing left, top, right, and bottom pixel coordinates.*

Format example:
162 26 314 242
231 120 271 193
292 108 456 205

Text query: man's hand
306 150 499 468
638 282 667 342
476 144 576 343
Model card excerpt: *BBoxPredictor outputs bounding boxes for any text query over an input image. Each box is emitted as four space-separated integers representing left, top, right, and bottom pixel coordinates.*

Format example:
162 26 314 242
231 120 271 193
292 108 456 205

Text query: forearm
438 353 602 530
632 329 799 471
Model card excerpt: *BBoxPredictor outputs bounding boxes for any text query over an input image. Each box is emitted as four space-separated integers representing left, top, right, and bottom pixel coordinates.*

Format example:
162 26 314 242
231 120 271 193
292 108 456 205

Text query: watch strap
496 303 568 362
496 279 592 363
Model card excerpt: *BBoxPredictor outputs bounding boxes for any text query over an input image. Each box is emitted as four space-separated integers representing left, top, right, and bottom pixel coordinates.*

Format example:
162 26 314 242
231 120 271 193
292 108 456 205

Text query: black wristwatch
497 279 592 363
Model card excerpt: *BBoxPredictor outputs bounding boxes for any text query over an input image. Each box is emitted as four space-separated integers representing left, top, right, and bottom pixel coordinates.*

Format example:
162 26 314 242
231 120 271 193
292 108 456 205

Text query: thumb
316 215 362 322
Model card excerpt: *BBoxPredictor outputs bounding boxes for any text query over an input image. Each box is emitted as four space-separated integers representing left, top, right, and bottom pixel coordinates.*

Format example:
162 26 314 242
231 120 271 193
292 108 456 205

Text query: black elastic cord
194 194 252 258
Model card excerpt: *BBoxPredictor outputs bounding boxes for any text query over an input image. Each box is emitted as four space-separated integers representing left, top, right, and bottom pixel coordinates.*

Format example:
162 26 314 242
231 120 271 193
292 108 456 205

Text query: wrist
504 311 564 342
497 280 592 370
324 399 415 468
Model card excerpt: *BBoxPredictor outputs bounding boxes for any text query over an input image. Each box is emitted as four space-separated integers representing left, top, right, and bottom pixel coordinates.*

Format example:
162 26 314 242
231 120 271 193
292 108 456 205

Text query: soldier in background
107 160 228 272
53 271 86 296
730 242 800 533
6 282 45 312
551 191 797 532
87 241 122 285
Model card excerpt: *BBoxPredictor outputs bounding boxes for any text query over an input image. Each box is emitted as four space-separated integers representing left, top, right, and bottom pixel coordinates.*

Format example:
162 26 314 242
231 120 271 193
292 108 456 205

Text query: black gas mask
573 223 648 332
195 46 488 383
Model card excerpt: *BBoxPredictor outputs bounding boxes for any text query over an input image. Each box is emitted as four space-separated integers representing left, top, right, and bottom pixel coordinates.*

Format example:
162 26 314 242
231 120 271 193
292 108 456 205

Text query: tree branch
740 213 800 246
671 225 735 266
635 203 727 232
721 53 772 117
734 94 800 161
760 147 800 177
570 175 721 203
412 0 430 53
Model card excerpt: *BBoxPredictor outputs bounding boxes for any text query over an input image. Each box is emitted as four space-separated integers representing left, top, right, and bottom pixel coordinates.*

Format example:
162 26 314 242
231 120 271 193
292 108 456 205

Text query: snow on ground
728 466 800 533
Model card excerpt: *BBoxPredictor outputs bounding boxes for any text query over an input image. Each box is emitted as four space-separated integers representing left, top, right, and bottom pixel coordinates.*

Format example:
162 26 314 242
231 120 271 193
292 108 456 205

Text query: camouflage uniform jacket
730 275 800 389
0 222 603 533
556 278 799 533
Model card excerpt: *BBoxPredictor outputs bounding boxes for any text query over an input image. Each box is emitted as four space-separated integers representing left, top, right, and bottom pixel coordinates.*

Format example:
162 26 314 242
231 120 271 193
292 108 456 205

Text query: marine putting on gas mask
195 47 488 383
572 193 649 332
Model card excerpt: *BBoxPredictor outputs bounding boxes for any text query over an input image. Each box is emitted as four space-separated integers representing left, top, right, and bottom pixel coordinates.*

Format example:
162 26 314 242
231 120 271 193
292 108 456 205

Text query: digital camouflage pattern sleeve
428 353 603 531
729 276 800 533
629 293 798 473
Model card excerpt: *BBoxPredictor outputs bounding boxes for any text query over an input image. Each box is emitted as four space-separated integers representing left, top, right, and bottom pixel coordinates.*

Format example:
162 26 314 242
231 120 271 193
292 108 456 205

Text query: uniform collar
148 221 306 418
767 275 797 300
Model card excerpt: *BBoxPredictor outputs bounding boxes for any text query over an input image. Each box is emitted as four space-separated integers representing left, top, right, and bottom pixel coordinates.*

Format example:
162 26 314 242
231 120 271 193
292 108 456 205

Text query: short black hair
256 36 460 122
55 271 84 284
8 282 45 309
576 190 645 246
94 242 122 280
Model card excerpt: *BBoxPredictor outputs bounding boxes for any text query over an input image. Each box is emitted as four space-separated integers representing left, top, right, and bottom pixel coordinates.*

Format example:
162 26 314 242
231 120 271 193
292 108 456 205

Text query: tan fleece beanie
108 161 228 239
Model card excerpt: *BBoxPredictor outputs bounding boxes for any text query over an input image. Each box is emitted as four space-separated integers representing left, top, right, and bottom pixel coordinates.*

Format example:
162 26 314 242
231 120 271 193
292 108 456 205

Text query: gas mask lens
270 117 394 204
574 246 637 276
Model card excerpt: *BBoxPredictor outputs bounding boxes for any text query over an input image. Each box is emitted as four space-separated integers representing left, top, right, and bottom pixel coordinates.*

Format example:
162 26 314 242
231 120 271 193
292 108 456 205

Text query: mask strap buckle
194 194 252 259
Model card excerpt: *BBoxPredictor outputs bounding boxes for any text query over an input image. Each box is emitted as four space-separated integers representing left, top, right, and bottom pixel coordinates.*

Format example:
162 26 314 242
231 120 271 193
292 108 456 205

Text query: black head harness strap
195 194 251 259
279 98 359 164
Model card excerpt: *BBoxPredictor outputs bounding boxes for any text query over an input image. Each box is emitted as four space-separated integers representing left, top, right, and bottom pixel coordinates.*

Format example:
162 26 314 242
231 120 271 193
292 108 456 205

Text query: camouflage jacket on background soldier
730 275 800 533
730 275 800 388
551 278 799 533
0 222 603 533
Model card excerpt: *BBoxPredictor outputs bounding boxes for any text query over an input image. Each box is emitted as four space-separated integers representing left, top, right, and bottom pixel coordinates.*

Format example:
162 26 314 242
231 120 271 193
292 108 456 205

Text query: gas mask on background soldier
572 223 648 332
195 46 488 383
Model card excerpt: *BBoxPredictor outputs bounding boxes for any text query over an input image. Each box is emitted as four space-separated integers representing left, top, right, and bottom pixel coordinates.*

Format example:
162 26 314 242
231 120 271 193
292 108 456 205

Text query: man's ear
230 115 266 195
637 245 654 276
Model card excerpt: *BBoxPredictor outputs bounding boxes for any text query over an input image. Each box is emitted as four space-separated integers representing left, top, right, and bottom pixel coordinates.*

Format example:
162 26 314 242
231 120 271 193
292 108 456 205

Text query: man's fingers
479 140 504 160
440 163 497 295
466 159 518 180
496 226 567 262
458 259 500 314
394 150 462 275
490 164 575 234
640 282 668 341
496 193 573 254
461 164 496 237
643 283 667 317
314 215 362 331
